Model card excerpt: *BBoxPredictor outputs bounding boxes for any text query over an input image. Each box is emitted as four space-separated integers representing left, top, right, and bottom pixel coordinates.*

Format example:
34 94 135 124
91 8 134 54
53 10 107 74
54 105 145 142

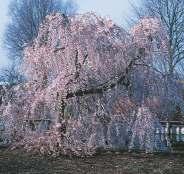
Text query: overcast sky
0 0 11 68
0 0 140 69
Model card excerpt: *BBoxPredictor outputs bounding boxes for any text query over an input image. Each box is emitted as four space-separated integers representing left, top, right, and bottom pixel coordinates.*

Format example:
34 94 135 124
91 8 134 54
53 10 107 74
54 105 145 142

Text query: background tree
130 0 184 117
4 0 77 62
0 61 25 86
131 0 184 78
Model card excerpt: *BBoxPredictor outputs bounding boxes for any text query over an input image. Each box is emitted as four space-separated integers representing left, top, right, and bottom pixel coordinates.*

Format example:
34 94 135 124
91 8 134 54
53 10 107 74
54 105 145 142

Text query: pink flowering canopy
0 13 176 156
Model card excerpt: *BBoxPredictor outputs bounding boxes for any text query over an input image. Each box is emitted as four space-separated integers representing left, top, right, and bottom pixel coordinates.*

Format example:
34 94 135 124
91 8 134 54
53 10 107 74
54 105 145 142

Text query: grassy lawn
0 150 184 174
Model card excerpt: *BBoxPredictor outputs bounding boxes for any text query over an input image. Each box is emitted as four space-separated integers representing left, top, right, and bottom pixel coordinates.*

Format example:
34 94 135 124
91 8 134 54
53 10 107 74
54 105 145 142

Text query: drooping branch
66 56 141 99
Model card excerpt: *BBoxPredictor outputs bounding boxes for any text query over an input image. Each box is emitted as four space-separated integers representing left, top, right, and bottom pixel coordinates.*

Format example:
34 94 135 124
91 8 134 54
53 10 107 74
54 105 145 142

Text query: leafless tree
0 62 25 86
129 0 184 115
4 0 77 62
132 0 184 78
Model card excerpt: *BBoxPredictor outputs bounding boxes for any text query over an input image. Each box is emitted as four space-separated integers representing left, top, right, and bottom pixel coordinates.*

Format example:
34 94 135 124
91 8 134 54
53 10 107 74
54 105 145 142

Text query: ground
0 150 184 174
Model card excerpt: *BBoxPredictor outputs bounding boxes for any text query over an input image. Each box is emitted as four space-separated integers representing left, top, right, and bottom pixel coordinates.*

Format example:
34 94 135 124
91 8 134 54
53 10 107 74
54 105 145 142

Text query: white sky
0 0 11 68
76 0 136 25
0 0 140 69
